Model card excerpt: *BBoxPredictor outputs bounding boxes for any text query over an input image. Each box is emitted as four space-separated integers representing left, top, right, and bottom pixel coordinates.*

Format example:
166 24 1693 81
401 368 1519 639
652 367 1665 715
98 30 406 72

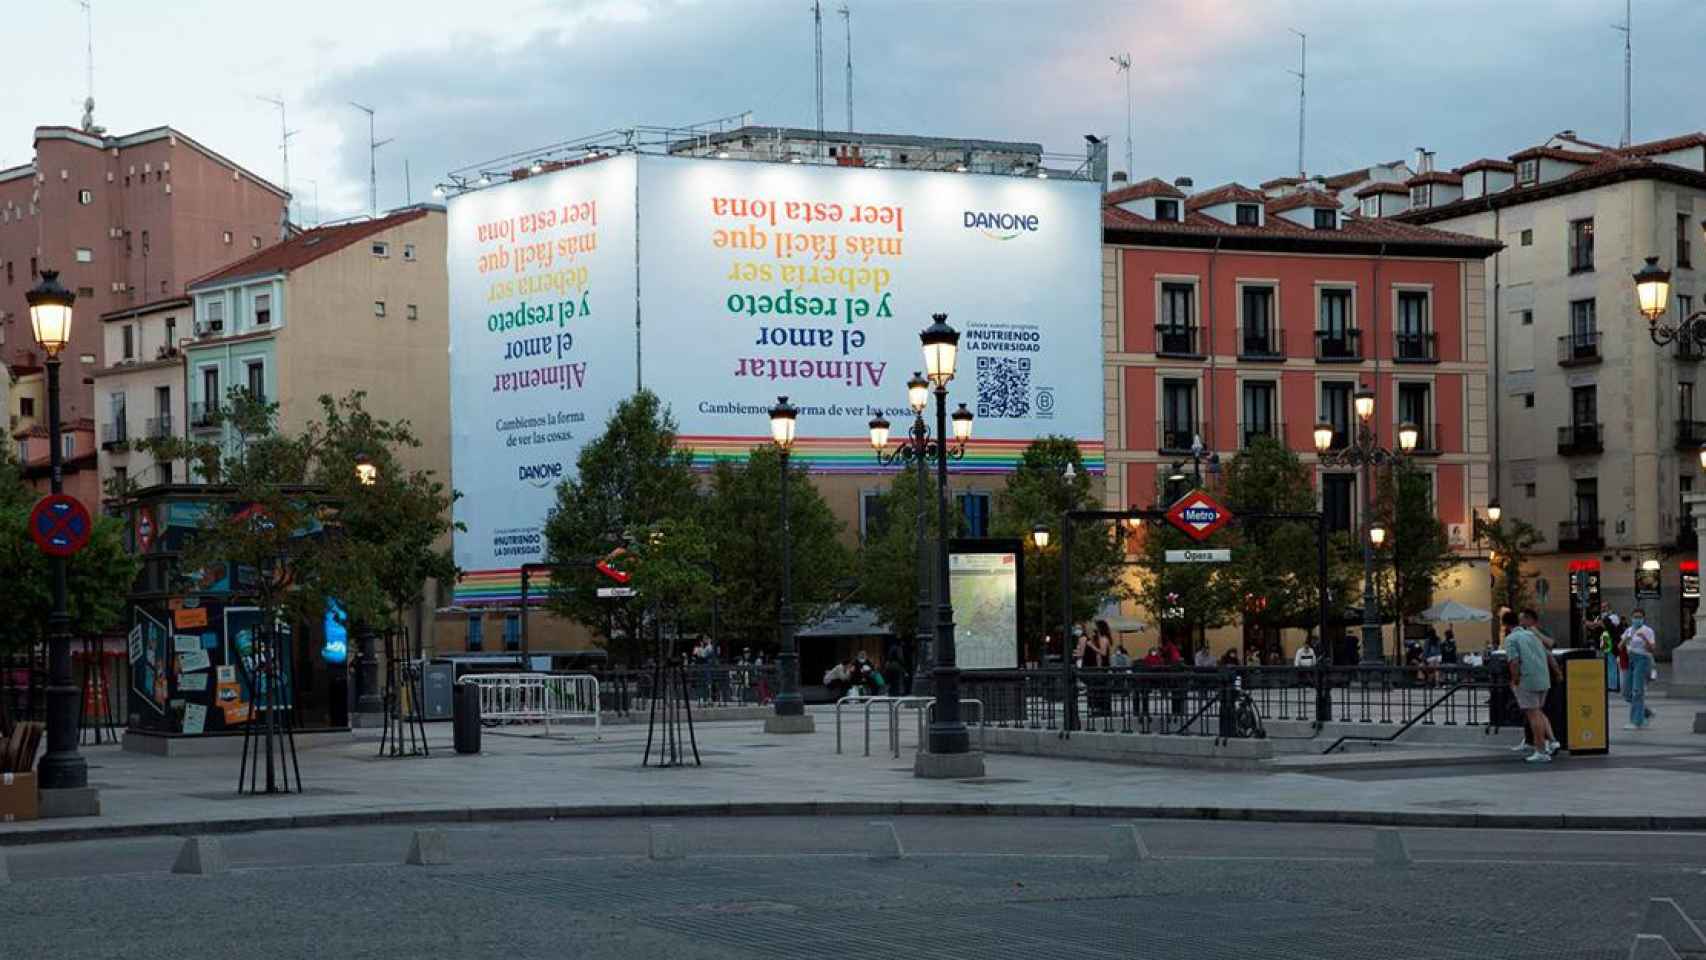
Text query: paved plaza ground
5 688 1706 843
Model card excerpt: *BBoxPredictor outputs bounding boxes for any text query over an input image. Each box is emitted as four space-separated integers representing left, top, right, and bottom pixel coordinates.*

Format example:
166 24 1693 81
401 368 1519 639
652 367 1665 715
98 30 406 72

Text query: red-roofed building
1102 178 1501 661
1386 128 1706 648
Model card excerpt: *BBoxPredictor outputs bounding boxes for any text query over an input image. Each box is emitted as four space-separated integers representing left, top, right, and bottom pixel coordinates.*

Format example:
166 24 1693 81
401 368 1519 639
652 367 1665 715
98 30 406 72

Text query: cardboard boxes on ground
0 771 38 822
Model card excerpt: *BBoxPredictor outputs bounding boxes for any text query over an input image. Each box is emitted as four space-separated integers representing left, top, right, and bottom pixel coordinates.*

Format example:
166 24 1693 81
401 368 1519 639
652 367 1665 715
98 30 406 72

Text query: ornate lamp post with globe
764 396 816 734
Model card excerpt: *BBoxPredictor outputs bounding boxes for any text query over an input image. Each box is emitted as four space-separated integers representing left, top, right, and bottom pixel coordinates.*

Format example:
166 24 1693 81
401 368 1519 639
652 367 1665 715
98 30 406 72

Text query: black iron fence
959 664 1506 739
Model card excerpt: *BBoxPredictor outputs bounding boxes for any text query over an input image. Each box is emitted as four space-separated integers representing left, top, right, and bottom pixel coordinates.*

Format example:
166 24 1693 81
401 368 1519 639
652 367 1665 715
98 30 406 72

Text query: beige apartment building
1395 131 1706 649
93 297 192 497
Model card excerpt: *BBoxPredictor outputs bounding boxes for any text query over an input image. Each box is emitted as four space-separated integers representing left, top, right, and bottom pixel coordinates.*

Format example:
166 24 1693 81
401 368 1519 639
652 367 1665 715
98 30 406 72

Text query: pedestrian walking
1504 608 1561 763
1620 609 1658 730
1441 626 1459 665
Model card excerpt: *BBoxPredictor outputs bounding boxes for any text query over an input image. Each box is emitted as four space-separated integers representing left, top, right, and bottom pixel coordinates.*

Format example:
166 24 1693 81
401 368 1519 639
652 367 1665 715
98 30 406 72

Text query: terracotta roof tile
1355 182 1411 197
187 207 430 289
1454 158 1516 175
1618 132 1706 157
1259 175 1303 190
1184 183 1265 211
1105 178 1186 204
1407 171 1463 186
1508 145 1598 164
1266 189 1341 214
1103 204 1499 254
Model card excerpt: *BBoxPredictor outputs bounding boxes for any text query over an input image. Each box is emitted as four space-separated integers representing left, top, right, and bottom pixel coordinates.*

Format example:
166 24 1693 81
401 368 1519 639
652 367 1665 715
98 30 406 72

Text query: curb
6 801 1706 846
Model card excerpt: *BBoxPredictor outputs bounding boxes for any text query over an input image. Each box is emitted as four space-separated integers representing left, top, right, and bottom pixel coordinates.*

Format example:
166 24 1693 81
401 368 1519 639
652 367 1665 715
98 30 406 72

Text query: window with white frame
403 243 417 262
78 189 93 205
374 300 386 317
205 297 225 332
406 304 418 321
1516 159 1539 185
253 292 271 326
371 241 390 258
74 247 92 263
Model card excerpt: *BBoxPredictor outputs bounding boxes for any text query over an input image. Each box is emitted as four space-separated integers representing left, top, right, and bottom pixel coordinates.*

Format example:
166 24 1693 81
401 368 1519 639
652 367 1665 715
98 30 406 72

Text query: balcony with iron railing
100 419 128 451
1556 422 1604 456
1677 419 1706 451
189 402 221 431
1237 326 1285 361
1314 328 1361 362
1158 421 1197 454
1154 325 1203 359
1240 420 1284 449
1679 338 1706 363
146 415 173 440
1557 518 1605 552
1393 331 1439 364
1557 332 1602 366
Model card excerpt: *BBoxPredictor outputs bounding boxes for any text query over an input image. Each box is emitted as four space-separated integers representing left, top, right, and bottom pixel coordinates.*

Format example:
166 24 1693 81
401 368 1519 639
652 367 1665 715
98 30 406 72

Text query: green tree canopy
856 461 957 646
0 451 140 653
703 443 851 653
1484 515 1545 616
992 437 1126 649
1370 460 1458 624
1133 472 1240 635
542 390 701 663
1220 438 1350 632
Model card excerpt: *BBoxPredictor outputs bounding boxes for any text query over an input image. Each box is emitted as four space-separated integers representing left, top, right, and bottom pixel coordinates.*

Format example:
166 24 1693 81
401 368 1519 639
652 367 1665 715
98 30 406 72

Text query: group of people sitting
822 650 906 699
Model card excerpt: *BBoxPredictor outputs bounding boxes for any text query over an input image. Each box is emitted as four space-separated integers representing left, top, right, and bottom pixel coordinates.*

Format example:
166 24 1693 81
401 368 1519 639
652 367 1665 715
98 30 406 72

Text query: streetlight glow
1353 386 1376 423
920 314 960 386
1368 522 1387 547
26 270 75 358
951 403 974 443
1312 422 1335 454
867 415 891 450
1634 255 1672 322
907 372 930 414
1031 524 1050 549
1486 501 1502 523
354 453 378 486
768 396 798 449
1397 421 1420 454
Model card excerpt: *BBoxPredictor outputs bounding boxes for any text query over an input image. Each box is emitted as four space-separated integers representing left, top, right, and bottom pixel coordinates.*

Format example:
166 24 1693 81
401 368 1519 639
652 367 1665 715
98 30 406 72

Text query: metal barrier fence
458 672 601 736
959 664 1507 741
594 665 778 717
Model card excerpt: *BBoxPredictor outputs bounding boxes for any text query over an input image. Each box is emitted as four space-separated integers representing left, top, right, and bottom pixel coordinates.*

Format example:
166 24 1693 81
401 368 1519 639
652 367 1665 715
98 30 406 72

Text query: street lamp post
351 452 383 719
1314 384 1418 664
27 270 86 792
915 314 983 777
764 396 814 733
868 372 960 696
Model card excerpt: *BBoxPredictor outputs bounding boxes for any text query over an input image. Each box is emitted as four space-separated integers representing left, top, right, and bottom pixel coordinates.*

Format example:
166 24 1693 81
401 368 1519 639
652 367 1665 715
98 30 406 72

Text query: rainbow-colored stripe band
678 436 1106 475
453 568 552 606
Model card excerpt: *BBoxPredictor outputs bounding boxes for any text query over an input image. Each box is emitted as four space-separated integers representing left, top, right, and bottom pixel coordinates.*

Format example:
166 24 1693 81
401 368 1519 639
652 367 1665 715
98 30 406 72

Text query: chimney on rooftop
1173 176 1193 194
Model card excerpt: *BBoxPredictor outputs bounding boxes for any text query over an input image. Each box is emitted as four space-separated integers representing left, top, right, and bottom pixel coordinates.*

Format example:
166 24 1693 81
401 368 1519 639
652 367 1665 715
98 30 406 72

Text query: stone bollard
405 829 450 866
1107 824 1151 864
866 821 904 861
649 824 682 861
1372 828 1411 868
172 836 227 876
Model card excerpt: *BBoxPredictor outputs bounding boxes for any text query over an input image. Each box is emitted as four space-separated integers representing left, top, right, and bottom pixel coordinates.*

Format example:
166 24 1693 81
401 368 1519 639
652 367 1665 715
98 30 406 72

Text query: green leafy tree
703 443 850 654
620 518 720 650
1134 473 1240 638
298 392 461 651
541 391 701 664
1220 438 1350 633
0 450 141 654
1484 516 1545 615
856 462 957 646
992 437 1126 650
1371 460 1457 625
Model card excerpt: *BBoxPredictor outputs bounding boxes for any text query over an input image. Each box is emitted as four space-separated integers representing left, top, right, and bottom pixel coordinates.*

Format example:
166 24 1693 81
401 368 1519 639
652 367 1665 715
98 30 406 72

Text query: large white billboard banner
635 155 1102 472
447 156 637 602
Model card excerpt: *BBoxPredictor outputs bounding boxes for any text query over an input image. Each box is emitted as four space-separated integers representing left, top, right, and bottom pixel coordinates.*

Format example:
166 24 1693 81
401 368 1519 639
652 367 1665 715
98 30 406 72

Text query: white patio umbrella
1415 599 1492 623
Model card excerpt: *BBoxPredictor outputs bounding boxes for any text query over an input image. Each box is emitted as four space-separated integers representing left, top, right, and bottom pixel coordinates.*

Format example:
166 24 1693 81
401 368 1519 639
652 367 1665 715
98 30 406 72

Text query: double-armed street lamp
1314 385 1419 664
26 270 85 790
869 372 970 695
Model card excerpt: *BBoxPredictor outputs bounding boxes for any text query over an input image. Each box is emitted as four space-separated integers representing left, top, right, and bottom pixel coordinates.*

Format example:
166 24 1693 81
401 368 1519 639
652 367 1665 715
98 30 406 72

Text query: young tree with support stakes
1483 516 1545 616
541 391 701 665
1367 460 1457 629
991 437 1126 653
856 461 957 645
703 444 850 655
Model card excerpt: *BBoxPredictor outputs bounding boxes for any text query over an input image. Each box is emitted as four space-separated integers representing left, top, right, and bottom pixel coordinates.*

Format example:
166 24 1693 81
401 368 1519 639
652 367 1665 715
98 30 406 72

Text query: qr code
976 356 1031 418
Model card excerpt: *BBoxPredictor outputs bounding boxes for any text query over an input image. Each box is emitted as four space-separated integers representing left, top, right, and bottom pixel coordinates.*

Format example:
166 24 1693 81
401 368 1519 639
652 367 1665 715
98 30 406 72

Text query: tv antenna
257 96 297 215
812 1 825 159
1612 0 1631 147
1110 54 1132 179
1287 29 1307 177
349 101 394 216
839 5 853 132
77 1 100 133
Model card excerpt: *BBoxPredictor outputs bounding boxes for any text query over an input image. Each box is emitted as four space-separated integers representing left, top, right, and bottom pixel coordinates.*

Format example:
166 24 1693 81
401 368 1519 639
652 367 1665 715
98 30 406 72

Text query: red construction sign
595 548 631 584
1164 490 1233 543
29 494 93 557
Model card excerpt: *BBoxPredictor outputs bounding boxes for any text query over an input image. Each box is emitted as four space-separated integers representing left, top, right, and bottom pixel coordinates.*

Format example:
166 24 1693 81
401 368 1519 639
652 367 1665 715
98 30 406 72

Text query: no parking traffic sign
29 494 92 557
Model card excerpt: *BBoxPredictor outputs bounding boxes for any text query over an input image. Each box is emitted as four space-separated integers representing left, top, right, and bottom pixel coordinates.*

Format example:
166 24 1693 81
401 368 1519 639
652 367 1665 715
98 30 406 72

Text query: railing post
1059 514 1076 737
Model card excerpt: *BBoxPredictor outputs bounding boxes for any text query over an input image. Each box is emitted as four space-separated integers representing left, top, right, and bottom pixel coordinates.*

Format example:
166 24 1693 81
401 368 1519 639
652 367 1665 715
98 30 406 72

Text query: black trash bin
453 682 481 754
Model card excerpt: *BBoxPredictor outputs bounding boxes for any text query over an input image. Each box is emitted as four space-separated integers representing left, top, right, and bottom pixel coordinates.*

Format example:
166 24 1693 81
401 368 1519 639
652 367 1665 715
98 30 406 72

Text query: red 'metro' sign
1164 490 1233 543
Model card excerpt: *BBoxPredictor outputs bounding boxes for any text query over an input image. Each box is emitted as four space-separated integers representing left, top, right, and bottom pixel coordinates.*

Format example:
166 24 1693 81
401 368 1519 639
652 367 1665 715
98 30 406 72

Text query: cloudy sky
5 0 1702 223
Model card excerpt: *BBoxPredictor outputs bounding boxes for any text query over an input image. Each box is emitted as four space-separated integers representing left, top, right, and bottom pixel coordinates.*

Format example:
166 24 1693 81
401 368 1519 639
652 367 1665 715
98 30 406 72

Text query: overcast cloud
5 0 1703 223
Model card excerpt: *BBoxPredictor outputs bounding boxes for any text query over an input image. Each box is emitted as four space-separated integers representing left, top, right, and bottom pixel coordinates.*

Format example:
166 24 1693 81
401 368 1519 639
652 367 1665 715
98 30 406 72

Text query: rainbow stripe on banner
678 436 1106 475
453 568 553 607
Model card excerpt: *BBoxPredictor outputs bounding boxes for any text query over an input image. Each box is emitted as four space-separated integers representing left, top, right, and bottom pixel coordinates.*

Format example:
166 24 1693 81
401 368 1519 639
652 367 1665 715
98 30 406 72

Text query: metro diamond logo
1164 490 1234 543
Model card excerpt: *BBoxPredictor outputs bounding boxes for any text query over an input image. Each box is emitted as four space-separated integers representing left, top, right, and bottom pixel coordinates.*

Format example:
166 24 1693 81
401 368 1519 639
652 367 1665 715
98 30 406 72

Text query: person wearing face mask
1620 609 1658 730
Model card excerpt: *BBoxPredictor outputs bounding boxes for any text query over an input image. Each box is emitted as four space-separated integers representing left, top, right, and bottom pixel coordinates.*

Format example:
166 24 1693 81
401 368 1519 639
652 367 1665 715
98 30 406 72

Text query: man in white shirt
1293 640 1318 667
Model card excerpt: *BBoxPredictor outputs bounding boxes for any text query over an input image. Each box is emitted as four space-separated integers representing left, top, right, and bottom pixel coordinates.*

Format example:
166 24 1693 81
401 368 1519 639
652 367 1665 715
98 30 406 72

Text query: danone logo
1164 490 1234 542
518 462 564 488
963 210 1040 240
